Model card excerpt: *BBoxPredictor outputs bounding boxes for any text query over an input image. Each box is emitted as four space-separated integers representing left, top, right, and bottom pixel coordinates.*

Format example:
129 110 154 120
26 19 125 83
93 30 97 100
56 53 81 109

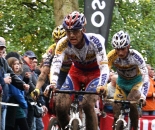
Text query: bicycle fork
67 112 85 130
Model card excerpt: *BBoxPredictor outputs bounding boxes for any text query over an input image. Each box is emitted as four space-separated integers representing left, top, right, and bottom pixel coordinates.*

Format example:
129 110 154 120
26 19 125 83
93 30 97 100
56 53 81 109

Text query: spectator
5 57 29 130
104 74 118 113
107 74 118 99
6 51 23 63
21 50 38 129
2 50 7 58
31 58 48 130
142 64 155 115
0 37 29 130
108 69 115 83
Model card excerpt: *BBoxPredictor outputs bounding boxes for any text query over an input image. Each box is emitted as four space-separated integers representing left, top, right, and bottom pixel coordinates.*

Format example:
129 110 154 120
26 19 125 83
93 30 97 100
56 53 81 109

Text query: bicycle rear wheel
71 119 79 130
47 117 61 130
115 120 124 130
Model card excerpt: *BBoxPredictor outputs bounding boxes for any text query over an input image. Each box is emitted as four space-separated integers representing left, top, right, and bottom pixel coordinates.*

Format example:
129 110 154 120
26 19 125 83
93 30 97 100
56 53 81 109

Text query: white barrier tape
0 102 19 106
30 102 37 105
0 101 37 107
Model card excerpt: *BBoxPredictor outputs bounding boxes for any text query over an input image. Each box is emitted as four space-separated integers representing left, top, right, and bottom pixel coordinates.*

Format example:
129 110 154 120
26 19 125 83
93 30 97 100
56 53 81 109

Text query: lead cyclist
49 11 109 130
107 30 150 130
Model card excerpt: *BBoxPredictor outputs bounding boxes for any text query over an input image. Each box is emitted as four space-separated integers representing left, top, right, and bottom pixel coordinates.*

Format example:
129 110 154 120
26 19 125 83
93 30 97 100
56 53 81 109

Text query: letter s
92 0 106 10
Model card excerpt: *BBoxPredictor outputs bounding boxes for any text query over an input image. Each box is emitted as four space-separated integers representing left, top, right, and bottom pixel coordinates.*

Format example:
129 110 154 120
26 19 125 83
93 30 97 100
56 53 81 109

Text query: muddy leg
55 94 71 129
82 94 98 130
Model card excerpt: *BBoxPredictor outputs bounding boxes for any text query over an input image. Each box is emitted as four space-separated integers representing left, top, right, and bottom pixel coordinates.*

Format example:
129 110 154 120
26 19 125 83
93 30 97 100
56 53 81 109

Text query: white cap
0 37 6 48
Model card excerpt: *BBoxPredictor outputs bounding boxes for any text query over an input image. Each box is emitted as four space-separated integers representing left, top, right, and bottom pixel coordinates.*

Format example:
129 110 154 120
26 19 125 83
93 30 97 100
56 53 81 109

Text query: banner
84 0 115 47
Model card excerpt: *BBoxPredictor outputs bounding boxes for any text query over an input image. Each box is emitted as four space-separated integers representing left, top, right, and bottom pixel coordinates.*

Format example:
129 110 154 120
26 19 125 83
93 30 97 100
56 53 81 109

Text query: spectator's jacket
0 69 5 87
22 59 45 105
21 59 36 93
142 77 155 111
0 66 9 109
9 80 28 109
0 57 25 90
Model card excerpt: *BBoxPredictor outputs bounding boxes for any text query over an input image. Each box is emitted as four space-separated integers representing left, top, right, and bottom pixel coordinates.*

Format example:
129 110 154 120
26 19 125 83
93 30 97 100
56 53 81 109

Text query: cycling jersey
44 43 72 72
108 49 150 99
46 43 56 54
50 33 109 87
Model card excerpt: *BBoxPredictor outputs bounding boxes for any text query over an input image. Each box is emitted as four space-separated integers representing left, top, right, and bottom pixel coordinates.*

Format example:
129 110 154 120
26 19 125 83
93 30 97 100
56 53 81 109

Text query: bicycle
47 89 104 130
105 99 143 130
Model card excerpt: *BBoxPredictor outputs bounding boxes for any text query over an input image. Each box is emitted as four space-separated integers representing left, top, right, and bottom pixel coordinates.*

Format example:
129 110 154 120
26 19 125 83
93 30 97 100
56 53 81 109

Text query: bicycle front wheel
47 117 61 130
115 120 124 130
71 119 79 130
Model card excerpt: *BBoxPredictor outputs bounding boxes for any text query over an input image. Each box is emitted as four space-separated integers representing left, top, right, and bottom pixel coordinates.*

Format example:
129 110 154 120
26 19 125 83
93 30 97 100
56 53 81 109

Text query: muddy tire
47 117 61 130
115 120 124 130
71 119 79 130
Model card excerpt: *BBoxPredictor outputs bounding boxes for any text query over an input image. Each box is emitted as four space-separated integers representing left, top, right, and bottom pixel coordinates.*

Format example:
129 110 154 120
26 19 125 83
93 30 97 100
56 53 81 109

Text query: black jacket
0 58 25 90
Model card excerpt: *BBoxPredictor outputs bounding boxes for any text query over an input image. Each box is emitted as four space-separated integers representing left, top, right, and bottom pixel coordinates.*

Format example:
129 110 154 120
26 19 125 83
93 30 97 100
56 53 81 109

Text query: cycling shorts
61 65 100 91
114 75 143 100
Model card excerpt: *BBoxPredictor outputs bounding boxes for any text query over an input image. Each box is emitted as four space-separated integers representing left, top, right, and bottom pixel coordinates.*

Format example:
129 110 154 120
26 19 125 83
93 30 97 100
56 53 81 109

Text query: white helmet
111 30 130 49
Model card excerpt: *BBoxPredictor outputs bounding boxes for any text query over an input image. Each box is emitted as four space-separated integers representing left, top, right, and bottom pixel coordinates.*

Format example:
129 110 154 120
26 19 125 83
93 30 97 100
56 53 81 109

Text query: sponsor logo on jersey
90 36 102 51
133 53 143 64
101 74 107 85
143 82 149 96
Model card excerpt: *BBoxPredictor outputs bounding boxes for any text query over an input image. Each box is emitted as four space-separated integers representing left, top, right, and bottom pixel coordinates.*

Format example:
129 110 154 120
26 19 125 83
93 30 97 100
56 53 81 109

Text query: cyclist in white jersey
107 30 150 130
49 11 109 130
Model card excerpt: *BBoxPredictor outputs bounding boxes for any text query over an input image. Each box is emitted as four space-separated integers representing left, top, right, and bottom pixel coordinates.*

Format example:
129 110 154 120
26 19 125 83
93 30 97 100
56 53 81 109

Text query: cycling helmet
63 11 87 30
52 25 66 40
111 30 130 49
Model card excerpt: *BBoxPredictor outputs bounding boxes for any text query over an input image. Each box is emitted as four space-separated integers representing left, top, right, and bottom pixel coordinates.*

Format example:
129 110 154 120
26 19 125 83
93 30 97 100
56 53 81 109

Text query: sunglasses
65 29 82 35
29 57 36 60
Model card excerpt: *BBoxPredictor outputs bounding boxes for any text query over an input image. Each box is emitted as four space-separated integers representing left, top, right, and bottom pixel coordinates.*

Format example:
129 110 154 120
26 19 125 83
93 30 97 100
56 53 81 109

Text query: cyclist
107 30 150 130
49 11 109 130
35 25 71 92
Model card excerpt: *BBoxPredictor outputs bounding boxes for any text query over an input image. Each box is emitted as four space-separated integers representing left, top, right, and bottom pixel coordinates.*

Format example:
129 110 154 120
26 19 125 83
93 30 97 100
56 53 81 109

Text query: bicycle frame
68 95 84 129
106 99 140 130
55 90 100 130
115 103 130 130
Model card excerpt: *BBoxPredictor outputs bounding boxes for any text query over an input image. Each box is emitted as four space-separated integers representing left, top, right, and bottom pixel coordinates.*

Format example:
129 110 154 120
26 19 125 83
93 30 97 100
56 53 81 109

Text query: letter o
91 11 105 27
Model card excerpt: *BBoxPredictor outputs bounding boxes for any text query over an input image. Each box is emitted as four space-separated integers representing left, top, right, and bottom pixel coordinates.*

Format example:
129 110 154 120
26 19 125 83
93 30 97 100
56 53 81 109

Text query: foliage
1 0 155 67
0 0 55 61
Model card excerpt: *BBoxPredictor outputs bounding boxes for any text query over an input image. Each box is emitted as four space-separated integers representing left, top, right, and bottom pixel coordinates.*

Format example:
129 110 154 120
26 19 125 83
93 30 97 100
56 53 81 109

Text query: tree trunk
53 0 79 26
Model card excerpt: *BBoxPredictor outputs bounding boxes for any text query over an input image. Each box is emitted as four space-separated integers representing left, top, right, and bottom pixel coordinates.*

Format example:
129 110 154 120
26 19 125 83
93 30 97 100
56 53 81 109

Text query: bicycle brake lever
48 88 53 103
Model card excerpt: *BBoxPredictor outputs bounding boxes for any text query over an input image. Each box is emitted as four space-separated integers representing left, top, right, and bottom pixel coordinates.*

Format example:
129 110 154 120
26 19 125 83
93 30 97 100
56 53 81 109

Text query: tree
53 0 79 26
1 0 155 67
0 0 55 61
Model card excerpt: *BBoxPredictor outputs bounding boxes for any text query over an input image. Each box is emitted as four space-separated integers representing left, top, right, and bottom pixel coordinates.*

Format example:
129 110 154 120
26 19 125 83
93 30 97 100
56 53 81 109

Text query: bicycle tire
47 117 61 130
71 119 79 130
115 120 124 130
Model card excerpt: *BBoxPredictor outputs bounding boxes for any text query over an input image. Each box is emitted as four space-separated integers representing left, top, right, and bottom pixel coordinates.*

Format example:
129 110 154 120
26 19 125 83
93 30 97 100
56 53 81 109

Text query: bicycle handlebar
106 99 138 104
54 90 99 95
